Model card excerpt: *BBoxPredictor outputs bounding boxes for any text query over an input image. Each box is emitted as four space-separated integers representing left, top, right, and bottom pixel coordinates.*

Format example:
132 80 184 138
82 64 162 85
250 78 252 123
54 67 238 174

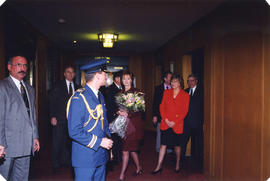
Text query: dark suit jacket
49 80 80 123
152 84 165 122
184 86 204 128
105 82 121 123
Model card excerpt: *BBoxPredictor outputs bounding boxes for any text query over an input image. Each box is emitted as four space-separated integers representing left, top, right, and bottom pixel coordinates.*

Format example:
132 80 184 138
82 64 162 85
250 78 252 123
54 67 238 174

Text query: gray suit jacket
0 76 39 158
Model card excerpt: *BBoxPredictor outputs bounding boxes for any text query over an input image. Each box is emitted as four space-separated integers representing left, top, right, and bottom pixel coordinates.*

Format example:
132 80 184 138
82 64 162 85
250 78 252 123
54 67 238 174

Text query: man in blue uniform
67 59 113 181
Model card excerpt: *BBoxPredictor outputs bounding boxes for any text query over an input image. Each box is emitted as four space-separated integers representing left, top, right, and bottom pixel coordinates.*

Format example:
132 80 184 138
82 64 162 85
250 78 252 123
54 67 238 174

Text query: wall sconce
98 33 119 48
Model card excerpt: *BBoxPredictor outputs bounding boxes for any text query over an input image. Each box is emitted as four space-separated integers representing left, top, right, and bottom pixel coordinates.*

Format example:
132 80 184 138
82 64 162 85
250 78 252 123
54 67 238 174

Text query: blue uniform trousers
74 165 106 181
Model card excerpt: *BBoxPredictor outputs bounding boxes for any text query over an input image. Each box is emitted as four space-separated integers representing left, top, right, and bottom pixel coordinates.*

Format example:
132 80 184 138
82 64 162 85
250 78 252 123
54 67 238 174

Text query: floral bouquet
109 91 145 138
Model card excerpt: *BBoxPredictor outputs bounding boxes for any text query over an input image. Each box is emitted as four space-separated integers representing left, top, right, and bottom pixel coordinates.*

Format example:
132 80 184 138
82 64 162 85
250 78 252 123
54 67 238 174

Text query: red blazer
160 89 190 134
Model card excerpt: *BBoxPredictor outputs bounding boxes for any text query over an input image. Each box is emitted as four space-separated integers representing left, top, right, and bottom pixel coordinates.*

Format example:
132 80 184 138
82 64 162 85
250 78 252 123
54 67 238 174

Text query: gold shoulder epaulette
76 88 85 93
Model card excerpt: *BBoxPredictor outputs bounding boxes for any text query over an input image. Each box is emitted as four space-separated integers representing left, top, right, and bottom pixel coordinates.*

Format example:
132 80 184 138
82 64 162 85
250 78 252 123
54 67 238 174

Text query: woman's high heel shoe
119 174 125 181
119 177 125 181
151 168 163 175
133 169 143 176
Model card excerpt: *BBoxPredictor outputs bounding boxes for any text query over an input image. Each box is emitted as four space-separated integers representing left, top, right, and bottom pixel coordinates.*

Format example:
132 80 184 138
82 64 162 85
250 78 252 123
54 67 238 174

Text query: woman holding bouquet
152 74 190 174
117 70 144 181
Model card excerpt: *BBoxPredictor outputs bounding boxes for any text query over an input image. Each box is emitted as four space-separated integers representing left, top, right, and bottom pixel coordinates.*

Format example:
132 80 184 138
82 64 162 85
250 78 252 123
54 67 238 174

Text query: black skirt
160 128 183 147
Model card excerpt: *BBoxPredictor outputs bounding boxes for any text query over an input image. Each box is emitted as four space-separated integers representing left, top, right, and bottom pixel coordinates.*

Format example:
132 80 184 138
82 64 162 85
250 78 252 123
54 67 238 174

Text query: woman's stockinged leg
154 145 167 171
119 151 129 180
174 146 181 171
131 151 141 172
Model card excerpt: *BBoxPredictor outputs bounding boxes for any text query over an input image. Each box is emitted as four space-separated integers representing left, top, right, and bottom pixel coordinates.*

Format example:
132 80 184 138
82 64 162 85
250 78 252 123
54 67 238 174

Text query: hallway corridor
29 131 207 181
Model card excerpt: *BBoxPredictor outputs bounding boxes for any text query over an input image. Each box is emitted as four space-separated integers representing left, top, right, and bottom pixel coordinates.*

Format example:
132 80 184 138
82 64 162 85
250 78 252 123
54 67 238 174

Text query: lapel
193 86 199 97
113 83 119 91
7 77 30 121
63 80 69 95
160 84 165 95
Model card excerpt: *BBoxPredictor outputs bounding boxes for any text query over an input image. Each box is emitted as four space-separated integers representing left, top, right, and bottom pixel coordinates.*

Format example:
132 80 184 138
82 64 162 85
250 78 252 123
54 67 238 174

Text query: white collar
87 84 99 98
114 82 121 89
65 79 73 85
10 75 26 92
191 85 197 92
164 83 171 90
10 75 21 86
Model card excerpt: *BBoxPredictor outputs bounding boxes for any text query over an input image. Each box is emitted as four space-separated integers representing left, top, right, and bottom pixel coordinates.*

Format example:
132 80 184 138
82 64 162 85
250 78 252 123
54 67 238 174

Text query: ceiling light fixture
58 18 66 24
98 33 119 48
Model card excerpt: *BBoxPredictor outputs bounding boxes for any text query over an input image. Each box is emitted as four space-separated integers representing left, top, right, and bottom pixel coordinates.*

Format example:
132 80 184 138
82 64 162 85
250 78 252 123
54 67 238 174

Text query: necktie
68 82 73 97
20 82 30 116
190 88 193 96
166 86 169 90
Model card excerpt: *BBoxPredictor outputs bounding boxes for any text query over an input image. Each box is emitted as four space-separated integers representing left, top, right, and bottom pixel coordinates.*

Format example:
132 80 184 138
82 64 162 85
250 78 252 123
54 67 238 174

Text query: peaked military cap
80 59 108 74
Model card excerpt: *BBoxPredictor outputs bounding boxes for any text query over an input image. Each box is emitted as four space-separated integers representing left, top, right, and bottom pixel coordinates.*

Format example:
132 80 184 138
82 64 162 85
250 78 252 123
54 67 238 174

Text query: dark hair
113 71 122 80
187 74 198 81
8 55 27 65
121 70 134 87
162 71 172 80
171 74 184 89
64 65 75 72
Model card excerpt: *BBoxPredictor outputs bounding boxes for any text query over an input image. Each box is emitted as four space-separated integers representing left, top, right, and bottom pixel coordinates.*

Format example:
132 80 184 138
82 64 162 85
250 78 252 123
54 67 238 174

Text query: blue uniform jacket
67 84 111 168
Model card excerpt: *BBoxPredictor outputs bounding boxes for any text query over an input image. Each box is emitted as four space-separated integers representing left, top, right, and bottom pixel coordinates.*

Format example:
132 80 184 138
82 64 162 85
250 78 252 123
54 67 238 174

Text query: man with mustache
0 55 40 180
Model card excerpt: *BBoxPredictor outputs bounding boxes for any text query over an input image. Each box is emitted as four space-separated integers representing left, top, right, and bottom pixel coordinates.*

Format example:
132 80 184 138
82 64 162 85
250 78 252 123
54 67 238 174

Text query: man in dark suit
182 74 204 171
152 71 172 152
0 55 40 180
105 71 122 168
49 65 80 172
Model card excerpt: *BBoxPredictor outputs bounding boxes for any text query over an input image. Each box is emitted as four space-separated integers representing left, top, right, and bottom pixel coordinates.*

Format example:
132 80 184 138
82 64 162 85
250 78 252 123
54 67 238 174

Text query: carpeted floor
29 131 207 181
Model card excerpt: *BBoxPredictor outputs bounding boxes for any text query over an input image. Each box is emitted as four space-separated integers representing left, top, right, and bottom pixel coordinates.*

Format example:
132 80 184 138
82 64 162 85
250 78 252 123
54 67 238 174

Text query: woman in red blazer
152 74 190 174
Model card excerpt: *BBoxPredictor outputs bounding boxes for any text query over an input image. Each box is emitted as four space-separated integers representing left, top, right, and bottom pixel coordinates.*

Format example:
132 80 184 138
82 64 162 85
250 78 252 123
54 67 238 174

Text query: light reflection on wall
29 61 33 86
106 72 113 87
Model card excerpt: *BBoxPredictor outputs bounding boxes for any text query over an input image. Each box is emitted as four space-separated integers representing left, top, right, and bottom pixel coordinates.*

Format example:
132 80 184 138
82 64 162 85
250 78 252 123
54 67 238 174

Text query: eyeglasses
187 79 196 82
11 63 28 68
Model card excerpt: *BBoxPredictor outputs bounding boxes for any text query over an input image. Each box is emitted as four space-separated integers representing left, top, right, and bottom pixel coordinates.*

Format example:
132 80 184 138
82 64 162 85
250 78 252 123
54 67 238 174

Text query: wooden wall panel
182 55 192 89
262 11 270 180
35 36 47 147
142 55 156 131
129 55 143 90
158 1 269 180
222 32 262 180
205 40 225 180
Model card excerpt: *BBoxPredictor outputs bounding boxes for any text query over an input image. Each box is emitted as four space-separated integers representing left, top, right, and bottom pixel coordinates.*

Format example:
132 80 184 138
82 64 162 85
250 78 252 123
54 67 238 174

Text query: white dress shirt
10 75 25 93
65 79 75 93
164 83 171 90
189 85 197 96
